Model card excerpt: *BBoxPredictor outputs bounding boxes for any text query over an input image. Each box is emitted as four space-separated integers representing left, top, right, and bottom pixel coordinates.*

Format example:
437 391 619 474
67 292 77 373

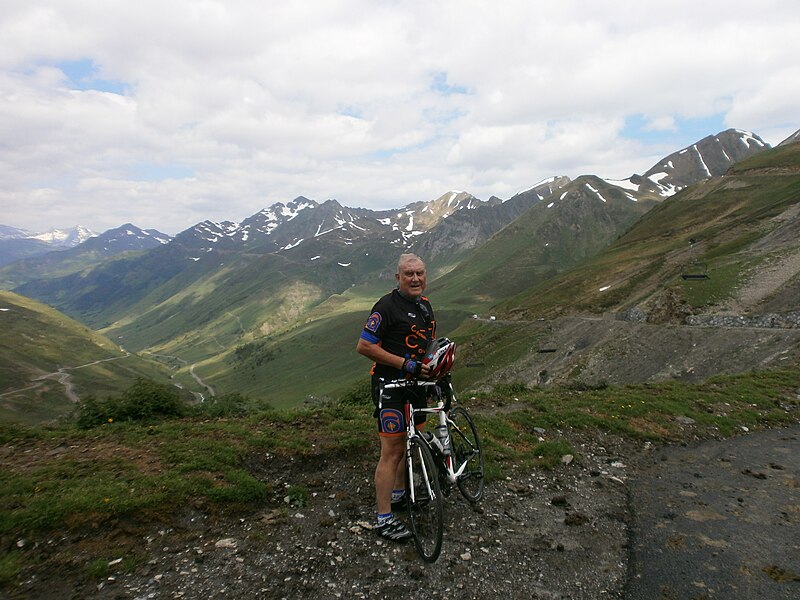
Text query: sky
1 1 798 236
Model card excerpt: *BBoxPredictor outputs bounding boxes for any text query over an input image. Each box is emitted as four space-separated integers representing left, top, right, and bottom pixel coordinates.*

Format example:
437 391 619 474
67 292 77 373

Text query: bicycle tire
449 406 485 502
406 436 444 562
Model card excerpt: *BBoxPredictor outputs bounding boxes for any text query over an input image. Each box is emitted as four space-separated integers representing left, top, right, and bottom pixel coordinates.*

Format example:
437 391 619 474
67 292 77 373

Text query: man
356 253 435 541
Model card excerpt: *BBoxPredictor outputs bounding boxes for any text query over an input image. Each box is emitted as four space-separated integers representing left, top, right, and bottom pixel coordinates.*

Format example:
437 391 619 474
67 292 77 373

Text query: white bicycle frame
380 378 472 486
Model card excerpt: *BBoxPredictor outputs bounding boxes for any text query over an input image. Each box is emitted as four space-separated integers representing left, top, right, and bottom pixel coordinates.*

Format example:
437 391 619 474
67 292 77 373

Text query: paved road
625 424 800 599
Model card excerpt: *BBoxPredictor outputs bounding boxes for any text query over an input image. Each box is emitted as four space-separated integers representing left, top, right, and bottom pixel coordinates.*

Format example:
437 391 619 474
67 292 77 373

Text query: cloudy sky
1 1 798 235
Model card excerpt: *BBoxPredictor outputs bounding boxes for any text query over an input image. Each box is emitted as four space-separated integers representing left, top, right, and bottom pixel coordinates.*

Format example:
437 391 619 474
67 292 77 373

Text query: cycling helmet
423 337 456 379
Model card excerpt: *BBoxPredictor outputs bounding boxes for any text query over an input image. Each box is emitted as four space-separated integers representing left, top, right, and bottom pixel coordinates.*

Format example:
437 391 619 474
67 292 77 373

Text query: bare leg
393 454 406 491
375 435 405 515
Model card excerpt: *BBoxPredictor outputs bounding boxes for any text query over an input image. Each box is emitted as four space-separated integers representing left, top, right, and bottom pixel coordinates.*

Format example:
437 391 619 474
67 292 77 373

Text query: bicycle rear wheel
406 436 443 562
449 406 484 502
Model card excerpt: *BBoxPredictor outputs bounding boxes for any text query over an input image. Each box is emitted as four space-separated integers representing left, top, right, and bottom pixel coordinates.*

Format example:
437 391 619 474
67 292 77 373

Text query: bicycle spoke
448 406 485 503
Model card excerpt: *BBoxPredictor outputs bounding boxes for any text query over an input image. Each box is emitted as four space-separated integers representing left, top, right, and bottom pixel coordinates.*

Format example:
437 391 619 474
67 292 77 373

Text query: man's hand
403 359 432 378
402 358 422 377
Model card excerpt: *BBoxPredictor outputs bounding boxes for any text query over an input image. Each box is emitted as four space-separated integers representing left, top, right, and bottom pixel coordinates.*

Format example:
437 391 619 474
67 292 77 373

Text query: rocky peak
638 129 769 195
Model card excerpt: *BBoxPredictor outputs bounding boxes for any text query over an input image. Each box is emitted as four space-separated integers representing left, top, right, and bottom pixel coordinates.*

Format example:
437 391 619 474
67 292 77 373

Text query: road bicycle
380 376 484 562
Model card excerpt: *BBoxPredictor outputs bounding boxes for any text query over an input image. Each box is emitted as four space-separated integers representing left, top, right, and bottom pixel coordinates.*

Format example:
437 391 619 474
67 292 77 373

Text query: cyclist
356 253 436 541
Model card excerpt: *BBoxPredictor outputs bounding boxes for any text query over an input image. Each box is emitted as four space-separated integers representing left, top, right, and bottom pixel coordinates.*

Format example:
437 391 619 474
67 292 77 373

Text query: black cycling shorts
371 376 429 437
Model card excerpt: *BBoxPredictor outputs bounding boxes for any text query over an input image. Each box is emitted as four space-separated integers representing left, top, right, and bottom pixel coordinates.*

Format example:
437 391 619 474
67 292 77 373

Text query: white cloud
0 0 798 234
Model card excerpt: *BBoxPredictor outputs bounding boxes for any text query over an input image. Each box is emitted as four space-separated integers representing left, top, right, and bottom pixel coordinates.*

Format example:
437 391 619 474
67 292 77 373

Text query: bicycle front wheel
449 406 485 502
406 437 444 562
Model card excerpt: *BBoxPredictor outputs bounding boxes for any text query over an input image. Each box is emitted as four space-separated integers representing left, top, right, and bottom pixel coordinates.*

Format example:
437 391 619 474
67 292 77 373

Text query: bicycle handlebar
381 378 439 389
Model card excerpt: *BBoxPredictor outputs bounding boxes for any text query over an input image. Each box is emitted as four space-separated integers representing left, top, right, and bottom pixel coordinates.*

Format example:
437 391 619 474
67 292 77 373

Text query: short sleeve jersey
360 289 436 379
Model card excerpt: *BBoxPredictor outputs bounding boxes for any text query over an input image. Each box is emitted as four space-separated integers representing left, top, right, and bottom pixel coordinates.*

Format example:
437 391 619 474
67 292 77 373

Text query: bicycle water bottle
435 424 451 456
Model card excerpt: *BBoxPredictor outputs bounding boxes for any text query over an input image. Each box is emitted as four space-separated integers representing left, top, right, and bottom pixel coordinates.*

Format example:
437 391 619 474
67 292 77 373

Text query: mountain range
0 224 171 289
0 224 97 267
3 127 799 418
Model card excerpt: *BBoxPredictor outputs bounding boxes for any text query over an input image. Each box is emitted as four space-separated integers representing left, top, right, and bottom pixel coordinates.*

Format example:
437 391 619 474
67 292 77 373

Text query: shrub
74 379 188 428
494 381 530 396
74 395 112 429
231 341 275 368
118 379 187 421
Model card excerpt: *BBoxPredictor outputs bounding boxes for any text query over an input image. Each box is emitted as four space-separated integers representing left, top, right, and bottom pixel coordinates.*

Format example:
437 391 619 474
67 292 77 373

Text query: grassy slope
200 280 472 407
0 291 178 425
496 143 800 319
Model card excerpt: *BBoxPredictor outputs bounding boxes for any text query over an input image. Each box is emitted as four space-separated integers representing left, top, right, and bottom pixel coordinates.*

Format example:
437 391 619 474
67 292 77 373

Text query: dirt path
190 364 216 398
143 351 214 399
625 424 800 599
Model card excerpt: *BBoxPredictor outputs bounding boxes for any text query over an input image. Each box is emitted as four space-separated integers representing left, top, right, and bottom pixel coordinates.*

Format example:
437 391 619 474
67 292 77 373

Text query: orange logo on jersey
405 322 435 355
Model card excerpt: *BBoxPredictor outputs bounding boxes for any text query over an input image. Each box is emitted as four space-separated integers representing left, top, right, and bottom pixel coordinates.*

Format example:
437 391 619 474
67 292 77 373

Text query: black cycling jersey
360 289 436 379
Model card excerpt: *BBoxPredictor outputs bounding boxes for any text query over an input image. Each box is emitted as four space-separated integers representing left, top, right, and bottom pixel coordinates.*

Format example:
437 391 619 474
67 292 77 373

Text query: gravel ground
7 424 799 600
7 429 634 600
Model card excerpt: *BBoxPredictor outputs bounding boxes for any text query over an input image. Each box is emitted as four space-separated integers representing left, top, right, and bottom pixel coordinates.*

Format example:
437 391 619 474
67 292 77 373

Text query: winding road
0 353 131 402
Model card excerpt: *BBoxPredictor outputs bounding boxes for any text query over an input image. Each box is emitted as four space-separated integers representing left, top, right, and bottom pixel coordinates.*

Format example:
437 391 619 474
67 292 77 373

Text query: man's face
396 259 427 299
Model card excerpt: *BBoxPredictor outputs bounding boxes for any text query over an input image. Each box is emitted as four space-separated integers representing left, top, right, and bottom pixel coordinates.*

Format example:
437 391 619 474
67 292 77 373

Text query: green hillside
0 291 182 425
188 281 472 408
495 142 800 319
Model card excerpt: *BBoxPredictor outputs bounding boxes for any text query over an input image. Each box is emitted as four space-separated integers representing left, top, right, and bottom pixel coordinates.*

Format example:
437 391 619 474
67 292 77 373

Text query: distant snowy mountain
0 225 33 241
166 191 513 258
0 223 171 288
30 225 97 248
75 223 170 254
0 224 98 267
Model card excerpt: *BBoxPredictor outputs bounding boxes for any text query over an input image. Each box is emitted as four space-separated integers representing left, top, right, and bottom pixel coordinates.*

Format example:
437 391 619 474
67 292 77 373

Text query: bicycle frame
379 377 483 562
380 378 475 486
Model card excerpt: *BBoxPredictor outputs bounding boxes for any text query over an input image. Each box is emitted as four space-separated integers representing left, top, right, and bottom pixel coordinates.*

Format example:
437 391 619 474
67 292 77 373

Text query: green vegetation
0 291 179 425
0 552 21 587
678 257 762 308
730 140 800 171
74 379 189 428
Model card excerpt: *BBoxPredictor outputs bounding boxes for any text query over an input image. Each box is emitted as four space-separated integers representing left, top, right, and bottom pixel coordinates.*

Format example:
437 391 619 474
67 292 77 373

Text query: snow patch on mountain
282 239 303 250
605 178 638 191
585 183 608 203
736 129 767 149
